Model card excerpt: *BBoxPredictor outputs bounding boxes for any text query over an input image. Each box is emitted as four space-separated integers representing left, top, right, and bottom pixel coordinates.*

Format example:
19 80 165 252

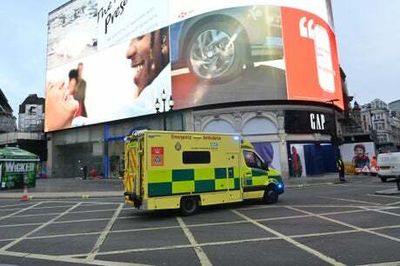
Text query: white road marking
69 208 119 214
0 250 149 266
387 200 400 206
54 217 113 224
0 202 82 251
318 196 383 206
116 215 141 220
188 220 249 227
86 203 124 261
67 222 400 258
43 200 122 205
358 206 400 217
238 204 381 211
11 207 118 219
177 217 212 266
321 209 367 215
335 184 389 188
3 214 138 226
0 202 42 222
367 194 400 200
287 206 400 243
0 217 117 229
15 231 100 241
291 229 359 239
0 209 365 230
231 210 345 266
368 224 400 231
1 200 398 265
78 236 281 258
10 212 63 218
112 225 181 234
0 203 35 209
0 222 42 229
0 204 76 212
2 206 397 242
358 261 400 266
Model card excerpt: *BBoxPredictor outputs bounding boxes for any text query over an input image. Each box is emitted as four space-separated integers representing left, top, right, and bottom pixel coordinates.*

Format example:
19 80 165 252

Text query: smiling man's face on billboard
126 28 170 97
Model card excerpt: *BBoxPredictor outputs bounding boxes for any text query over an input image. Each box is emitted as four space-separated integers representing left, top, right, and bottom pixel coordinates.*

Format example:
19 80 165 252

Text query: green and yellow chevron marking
147 167 240 197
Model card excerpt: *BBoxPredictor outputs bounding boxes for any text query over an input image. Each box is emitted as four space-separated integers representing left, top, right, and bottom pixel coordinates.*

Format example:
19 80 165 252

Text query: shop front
285 110 337 177
0 147 39 189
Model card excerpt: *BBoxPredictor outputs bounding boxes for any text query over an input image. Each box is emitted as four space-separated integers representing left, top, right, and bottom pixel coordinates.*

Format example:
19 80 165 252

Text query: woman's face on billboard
45 81 78 131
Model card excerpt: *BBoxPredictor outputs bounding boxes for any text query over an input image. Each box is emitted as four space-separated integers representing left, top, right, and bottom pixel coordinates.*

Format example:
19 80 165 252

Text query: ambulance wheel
264 185 278 204
180 197 199 216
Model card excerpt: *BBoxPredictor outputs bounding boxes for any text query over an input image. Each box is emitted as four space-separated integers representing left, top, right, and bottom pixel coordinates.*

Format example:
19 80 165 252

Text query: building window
242 117 278 135
203 120 235 133
243 150 265 170
362 115 367 130
379 135 387 143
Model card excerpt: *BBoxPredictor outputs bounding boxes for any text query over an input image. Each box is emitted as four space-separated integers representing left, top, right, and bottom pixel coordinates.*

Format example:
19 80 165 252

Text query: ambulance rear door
124 135 144 206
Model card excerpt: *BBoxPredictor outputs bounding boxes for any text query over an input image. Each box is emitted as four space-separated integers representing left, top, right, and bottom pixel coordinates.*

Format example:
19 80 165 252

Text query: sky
0 0 399 116
332 0 400 106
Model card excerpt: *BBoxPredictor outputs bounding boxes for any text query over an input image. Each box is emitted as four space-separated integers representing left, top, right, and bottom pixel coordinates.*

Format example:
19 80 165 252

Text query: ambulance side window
183 151 211 164
243 150 264 170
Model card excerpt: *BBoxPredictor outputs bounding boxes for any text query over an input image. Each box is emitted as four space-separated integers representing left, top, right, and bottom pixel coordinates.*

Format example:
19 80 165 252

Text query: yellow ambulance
123 130 284 215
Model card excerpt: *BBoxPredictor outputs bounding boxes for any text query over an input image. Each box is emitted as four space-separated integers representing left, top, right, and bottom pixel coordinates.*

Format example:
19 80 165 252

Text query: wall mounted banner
45 0 343 132
284 110 334 134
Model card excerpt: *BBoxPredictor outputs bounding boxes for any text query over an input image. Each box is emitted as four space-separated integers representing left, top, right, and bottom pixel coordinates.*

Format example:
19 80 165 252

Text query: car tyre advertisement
185 20 247 83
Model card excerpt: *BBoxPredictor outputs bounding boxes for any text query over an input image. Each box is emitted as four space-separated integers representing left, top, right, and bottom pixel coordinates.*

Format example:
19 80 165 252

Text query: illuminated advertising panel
282 6 342 105
45 0 342 132
340 142 376 172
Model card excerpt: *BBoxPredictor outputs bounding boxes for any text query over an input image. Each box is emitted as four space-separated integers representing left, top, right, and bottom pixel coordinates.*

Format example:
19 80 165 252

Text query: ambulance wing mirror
263 162 269 171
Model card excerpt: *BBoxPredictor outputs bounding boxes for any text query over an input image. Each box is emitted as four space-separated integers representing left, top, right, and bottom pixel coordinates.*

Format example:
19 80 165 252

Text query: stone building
0 93 46 162
18 94 45 132
0 89 17 133
360 99 400 152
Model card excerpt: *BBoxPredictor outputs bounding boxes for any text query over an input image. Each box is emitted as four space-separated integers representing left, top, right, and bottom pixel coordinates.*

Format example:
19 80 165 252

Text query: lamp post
155 99 160 113
161 89 167 113
326 99 340 152
155 89 174 130
326 99 345 181
365 104 375 141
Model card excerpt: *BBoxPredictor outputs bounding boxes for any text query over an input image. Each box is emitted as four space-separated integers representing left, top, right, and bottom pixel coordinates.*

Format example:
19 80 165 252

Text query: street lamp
365 104 375 143
155 99 160 113
169 95 174 111
326 99 345 181
155 89 174 130
161 89 167 113
326 99 340 152
365 104 373 131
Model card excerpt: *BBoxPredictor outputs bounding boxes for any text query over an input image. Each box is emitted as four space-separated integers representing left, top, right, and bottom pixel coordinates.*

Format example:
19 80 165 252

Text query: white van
377 152 400 182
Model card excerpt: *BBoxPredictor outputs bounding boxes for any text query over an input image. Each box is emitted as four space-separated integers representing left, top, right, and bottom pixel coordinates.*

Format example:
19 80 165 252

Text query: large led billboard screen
45 0 343 132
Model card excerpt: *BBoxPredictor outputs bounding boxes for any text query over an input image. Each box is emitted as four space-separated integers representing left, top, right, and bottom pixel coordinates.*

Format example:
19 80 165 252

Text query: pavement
0 173 399 199
375 187 400 195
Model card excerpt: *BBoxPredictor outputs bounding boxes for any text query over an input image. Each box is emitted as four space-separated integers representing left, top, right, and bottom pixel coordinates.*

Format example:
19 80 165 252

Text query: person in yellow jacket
336 156 346 182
